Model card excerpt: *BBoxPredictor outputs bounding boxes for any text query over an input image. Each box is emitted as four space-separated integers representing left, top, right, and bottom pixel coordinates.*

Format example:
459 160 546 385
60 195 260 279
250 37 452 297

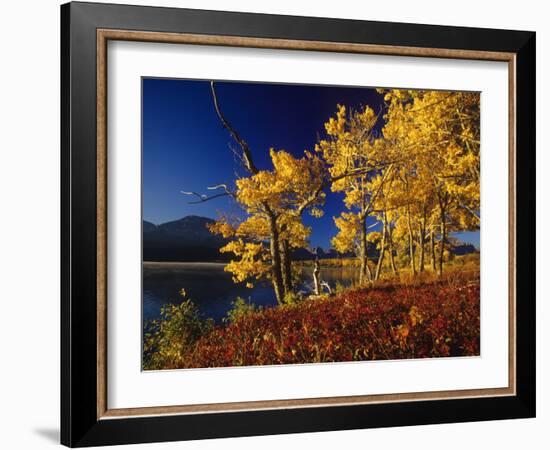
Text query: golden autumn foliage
208 148 326 302
144 86 482 370
316 103 396 282
206 85 479 300
332 212 361 254
380 89 480 275
313 89 480 281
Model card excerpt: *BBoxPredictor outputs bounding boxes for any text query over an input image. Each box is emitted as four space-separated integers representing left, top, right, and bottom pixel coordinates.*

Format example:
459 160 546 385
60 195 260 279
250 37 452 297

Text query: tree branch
210 81 258 174
207 184 235 196
181 190 231 204
458 202 481 222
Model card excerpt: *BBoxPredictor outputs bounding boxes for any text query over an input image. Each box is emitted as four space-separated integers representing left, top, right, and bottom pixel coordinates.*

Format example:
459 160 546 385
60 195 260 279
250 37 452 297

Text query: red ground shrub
175 280 480 369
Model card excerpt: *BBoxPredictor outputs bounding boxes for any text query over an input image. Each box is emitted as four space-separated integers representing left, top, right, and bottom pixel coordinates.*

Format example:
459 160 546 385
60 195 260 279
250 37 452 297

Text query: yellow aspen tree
188 83 326 304
317 104 394 284
380 89 480 276
207 148 325 304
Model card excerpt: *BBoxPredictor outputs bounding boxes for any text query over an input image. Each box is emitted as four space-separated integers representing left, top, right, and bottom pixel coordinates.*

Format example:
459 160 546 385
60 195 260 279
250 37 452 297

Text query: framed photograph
61 1 536 447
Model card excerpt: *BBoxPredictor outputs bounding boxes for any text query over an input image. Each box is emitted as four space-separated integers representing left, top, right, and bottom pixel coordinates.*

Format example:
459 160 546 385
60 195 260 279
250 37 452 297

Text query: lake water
143 262 360 323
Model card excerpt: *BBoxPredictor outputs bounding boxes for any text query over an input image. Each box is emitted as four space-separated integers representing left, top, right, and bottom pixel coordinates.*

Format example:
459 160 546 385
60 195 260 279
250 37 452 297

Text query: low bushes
143 278 480 370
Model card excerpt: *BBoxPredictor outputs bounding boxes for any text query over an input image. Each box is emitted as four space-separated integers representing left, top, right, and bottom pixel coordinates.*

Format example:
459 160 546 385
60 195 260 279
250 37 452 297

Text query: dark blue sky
142 78 479 249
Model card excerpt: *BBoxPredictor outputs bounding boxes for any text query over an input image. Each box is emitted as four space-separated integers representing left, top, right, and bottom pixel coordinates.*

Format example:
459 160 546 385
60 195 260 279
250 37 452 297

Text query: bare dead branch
208 183 236 199
210 81 258 174
207 184 232 193
180 190 207 201
367 221 381 230
181 190 231 204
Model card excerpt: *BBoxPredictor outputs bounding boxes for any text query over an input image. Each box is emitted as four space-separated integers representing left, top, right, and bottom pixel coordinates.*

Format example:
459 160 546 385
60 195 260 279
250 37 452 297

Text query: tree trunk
280 239 293 295
438 207 446 277
418 222 425 273
430 231 436 271
406 207 416 275
374 213 387 281
387 223 398 274
359 215 372 284
312 257 321 295
268 214 285 304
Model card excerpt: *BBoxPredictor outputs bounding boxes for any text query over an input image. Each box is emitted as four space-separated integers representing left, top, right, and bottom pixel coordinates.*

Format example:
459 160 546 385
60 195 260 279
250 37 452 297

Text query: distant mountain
292 239 477 262
292 246 356 261
451 244 477 255
447 237 478 255
144 216 480 263
143 216 229 262
143 216 349 263
143 220 157 233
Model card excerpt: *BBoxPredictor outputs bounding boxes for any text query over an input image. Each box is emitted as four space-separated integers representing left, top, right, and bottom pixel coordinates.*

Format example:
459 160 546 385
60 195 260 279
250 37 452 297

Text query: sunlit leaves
209 87 480 289
209 147 326 290
332 212 361 254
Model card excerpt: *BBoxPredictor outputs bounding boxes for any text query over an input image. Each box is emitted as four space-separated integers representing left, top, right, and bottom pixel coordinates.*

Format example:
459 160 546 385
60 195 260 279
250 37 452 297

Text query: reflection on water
143 262 359 323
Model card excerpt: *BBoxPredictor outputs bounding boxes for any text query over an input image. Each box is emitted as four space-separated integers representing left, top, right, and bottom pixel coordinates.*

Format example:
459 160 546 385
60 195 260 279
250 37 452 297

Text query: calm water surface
143 262 359 323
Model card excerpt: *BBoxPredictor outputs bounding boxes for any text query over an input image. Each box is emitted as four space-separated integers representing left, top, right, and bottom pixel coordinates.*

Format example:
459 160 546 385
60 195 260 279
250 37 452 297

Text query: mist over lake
143 262 359 323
